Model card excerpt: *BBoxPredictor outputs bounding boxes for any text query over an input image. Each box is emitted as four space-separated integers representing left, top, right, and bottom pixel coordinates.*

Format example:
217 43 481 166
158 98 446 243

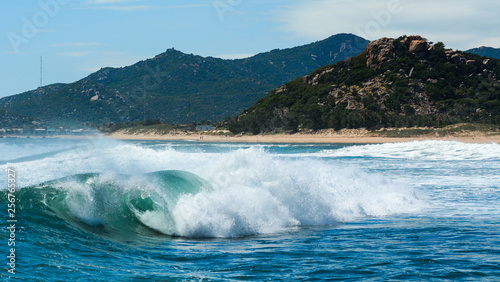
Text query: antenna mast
40 56 43 86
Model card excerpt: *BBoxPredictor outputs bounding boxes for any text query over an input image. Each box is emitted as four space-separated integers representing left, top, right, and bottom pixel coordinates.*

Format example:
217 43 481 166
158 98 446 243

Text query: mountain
0 110 37 128
467 47 500 60
0 33 369 126
229 36 500 134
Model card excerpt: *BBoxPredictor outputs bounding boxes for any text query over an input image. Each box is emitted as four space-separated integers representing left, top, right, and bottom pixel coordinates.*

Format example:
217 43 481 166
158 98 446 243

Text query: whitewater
0 138 499 280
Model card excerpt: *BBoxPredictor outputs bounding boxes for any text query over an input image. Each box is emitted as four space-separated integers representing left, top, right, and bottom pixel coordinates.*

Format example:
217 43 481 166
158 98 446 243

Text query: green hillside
0 33 368 126
467 47 500 60
229 36 500 134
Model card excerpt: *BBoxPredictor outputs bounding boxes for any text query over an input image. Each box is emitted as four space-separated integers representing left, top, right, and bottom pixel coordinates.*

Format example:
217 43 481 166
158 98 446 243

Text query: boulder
401 35 424 47
409 40 429 53
366 38 396 69
400 35 429 54
451 53 466 63
275 84 287 94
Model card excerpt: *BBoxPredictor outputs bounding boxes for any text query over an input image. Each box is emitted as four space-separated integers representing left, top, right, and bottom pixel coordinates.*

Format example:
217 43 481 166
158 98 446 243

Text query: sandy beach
107 128 500 144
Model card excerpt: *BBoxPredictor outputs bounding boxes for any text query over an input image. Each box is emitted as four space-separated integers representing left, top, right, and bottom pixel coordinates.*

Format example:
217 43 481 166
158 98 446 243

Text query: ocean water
0 137 499 281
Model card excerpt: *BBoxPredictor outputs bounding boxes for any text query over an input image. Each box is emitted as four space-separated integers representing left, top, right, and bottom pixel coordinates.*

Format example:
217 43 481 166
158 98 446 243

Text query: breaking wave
2 143 425 238
319 140 500 160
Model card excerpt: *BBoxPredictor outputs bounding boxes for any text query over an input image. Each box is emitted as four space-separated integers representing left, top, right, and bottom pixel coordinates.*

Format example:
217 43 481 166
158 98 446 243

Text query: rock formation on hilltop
229 35 500 134
402 35 429 53
367 35 432 69
366 37 396 69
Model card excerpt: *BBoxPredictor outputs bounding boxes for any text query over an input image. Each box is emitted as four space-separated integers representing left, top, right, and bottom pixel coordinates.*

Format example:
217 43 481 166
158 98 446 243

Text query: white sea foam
1 138 432 237
171 148 425 237
319 140 500 160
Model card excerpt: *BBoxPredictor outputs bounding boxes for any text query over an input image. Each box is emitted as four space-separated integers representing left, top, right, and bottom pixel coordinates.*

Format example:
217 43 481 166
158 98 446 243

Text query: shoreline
5 128 498 144
106 132 500 144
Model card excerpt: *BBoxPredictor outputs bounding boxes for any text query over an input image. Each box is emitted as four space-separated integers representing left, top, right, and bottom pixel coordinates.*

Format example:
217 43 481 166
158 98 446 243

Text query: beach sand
107 128 500 144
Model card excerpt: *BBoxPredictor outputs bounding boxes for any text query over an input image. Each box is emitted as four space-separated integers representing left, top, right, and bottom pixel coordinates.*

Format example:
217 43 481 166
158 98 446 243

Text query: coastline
5 128 498 144
106 130 500 144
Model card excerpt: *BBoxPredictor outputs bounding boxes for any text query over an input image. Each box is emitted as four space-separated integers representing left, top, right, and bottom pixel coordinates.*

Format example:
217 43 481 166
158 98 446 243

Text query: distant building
34 128 46 135
195 125 215 131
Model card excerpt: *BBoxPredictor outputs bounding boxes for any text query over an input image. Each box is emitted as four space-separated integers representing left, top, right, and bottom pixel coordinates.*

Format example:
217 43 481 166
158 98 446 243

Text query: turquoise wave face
6 171 212 241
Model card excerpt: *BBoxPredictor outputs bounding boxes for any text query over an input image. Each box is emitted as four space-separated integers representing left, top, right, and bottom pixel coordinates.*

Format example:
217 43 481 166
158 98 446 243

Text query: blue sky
1 0 500 98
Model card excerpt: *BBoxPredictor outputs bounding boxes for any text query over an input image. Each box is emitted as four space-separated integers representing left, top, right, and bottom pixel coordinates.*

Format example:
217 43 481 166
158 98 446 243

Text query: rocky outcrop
306 67 334 85
366 35 483 69
409 40 429 53
274 84 287 94
366 36 432 69
401 35 430 54
445 50 474 64
451 53 466 63
366 37 396 69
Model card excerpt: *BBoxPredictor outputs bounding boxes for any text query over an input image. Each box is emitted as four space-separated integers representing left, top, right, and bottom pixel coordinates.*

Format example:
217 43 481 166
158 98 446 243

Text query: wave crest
3 143 428 239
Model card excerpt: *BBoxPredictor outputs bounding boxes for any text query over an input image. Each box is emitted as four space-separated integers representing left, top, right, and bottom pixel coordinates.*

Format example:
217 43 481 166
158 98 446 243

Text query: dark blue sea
1 138 499 281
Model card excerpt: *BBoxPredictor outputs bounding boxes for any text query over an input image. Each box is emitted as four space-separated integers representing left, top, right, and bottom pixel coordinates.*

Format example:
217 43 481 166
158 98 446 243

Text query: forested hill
467 47 500 60
0 33 368 126
229 36 500 134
